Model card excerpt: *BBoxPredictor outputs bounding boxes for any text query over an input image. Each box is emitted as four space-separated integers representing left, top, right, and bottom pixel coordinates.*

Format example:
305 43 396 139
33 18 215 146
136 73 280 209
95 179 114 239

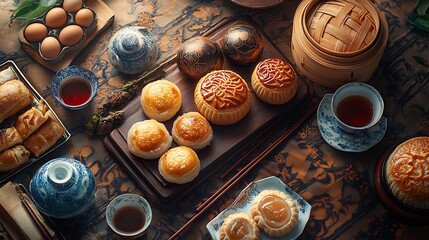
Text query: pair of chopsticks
14 184 54 240
168 104 317 240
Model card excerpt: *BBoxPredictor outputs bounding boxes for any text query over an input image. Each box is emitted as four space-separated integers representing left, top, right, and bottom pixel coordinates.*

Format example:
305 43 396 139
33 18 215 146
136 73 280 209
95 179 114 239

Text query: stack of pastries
127 78 218 184
0 79 65 172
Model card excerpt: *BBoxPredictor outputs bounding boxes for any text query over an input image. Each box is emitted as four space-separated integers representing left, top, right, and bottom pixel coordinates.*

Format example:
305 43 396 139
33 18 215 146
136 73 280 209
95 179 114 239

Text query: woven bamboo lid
303 0 380 56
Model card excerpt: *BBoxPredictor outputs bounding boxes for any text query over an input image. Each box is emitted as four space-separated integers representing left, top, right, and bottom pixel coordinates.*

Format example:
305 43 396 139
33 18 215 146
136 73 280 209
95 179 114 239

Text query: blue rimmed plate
317 94 387 152
206 176 311 240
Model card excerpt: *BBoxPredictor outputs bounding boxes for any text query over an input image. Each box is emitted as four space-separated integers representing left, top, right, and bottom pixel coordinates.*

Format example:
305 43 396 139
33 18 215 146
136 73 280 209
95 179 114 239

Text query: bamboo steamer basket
291 0 388 89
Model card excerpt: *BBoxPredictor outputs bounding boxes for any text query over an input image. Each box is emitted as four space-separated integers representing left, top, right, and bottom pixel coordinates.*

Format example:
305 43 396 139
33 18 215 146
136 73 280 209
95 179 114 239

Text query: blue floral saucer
206 176 311 240
317 94 387 152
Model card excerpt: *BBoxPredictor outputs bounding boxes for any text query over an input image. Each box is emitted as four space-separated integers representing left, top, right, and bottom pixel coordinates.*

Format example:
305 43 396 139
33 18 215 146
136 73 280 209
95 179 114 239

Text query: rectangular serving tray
0 60 71 185
103 16 314 208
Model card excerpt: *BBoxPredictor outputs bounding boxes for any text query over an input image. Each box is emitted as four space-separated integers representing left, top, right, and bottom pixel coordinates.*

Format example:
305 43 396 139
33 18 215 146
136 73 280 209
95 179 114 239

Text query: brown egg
75 8 94 27
24 23 48 42
176 36 223 80
63 0 83 13
45 7 68 28
59 25 84 46
40 36 61 59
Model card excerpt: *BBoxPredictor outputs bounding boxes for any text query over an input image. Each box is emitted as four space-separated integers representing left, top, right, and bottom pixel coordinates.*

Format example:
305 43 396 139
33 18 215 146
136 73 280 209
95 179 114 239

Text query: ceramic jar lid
108 26 158 74
29 158 96 219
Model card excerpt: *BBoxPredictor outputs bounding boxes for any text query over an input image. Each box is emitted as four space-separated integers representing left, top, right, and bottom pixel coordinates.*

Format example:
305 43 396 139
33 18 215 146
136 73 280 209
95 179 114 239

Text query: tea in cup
106 193 152 237
51 65 98 110
331 82 384 133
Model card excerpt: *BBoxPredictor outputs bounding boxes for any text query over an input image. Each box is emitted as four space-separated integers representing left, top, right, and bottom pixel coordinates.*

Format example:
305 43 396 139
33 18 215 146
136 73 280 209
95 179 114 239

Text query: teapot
108 26 158 75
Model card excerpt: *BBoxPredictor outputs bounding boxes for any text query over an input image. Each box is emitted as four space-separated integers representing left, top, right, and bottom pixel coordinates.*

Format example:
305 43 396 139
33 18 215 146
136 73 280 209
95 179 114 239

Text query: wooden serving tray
18 0 114 72
104 16 314 207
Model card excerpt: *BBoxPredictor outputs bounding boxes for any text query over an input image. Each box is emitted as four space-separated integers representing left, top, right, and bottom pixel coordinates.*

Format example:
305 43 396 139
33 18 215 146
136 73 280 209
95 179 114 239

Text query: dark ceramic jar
176 36 223 80
222 24 264 65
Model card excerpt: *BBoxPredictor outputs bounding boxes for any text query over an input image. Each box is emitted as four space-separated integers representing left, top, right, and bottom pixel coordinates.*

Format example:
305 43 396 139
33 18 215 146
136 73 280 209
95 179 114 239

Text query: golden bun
172 112 213 150
219 213 260 240
127 120 172 159
140 79 182 122
385 136 429 209
251 58 297 105
194 70 250 125
250 190 298 237
158 146 200 184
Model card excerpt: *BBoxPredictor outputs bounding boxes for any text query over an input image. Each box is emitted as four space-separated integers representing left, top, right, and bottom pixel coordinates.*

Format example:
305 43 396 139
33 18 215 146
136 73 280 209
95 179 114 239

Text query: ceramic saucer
317 94 387 152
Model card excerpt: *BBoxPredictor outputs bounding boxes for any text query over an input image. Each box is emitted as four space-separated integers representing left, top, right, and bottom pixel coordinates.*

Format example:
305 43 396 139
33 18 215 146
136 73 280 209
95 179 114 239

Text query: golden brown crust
0 80 34 123
0 145 30 172
0 127 23 153
140 79 182 122
194 70 251 125
250 190 298 237
158 146 200 184
251 58 297 105
15 107 49 140
23 118 65 157
385 136 429 209
127 120 172 159
172 112 213 149
219 213 260 240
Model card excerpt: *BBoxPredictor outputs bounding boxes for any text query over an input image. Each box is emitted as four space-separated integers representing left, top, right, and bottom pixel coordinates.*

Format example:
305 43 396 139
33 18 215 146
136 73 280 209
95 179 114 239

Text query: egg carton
22 0 97 63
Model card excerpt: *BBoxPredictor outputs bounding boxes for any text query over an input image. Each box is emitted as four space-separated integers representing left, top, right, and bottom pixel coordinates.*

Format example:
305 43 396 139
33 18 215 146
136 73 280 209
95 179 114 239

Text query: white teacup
331 82 384 133
106 194 152 237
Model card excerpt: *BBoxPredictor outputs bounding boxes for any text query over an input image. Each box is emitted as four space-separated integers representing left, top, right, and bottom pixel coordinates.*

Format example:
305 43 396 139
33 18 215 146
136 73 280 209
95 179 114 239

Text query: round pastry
158 146 200 184
172 112 213 150
127 120 172 159
250 190 298 237
219 213 260 240
140 79 182 122
194 70 251 125
385 136 429 210
251 58 297 105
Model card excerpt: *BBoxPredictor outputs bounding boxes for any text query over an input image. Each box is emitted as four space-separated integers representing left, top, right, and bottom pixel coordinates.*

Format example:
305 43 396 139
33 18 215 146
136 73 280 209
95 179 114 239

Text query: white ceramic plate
206 176 311 240
317 94 387 152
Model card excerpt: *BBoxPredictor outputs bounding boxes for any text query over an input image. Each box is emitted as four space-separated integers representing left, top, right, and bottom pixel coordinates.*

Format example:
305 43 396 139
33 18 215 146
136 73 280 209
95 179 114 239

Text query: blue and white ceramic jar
108 26 158 74
29 158 96 219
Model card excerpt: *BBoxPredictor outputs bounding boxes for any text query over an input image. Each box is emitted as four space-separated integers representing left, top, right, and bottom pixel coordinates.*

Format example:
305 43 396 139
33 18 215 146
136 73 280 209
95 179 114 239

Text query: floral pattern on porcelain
51 65 98 110
108 26 158 74
206 176 311 240
29 158 96 219
317 94 387 152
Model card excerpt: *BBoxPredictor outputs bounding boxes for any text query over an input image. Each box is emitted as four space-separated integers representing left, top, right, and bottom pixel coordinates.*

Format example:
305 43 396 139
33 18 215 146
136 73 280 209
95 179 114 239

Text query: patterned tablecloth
0 0 428 239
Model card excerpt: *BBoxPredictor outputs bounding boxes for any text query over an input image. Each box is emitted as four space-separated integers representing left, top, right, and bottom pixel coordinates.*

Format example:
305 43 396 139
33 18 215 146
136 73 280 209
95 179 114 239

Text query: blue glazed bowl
51 65 98 110
29 158 96 219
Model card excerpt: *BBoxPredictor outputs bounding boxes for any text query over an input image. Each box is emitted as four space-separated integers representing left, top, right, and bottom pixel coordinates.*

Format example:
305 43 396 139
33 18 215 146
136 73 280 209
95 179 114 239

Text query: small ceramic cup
106 193 152 237
331 82 384 133
51 65 98 110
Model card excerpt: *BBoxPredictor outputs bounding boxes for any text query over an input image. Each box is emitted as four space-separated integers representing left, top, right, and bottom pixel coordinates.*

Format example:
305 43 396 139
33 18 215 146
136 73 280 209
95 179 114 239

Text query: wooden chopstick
197 104 317 212
168 104 317 239
15 185 54 240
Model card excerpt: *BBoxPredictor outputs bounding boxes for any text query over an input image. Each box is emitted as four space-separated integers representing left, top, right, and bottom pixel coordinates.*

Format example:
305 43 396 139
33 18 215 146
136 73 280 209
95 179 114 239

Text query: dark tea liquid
60 78 91 106
336 95 373 127
112 205 145 233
